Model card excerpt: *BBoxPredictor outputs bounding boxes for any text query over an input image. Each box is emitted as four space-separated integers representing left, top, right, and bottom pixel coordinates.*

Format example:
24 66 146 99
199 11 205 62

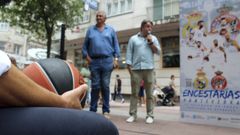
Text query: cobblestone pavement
86 101 240 135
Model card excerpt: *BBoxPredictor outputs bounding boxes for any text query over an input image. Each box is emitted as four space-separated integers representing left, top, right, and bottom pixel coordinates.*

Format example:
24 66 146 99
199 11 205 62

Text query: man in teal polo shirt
126 20 160 124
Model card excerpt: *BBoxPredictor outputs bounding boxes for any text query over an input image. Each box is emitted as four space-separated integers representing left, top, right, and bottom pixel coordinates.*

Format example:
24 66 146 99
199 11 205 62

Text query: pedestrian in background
138 80 145 107
113 74 125 103
82 10 120 119
80 63 91 107
169 74 177 103
126 19 161 124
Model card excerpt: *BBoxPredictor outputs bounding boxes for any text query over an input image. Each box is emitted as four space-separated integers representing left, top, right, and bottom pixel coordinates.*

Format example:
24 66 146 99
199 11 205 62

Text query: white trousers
0 50 11 76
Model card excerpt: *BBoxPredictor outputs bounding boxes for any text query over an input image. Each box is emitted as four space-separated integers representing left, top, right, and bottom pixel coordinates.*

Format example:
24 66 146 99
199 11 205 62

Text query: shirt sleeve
82 29 90 58
126 37 133 65
0 50 11 76
112 28 121 58
152 36 161 55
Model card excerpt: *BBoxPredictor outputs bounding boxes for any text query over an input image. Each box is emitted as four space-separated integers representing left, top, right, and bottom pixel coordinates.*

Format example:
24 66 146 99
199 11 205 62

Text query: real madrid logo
194 70 208 90
211 71 227 90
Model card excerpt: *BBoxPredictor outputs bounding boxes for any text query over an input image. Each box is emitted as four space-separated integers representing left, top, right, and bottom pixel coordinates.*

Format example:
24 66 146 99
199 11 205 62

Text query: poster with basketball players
180 0 240 128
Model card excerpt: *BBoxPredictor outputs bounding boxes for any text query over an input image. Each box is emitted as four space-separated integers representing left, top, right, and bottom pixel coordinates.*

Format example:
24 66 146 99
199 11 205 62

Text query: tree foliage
0 0 83 58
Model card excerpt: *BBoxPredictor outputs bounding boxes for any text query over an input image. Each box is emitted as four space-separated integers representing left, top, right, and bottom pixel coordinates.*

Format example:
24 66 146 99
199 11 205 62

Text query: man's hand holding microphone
146 31 158 53
147 31 153 45
147 31 154 46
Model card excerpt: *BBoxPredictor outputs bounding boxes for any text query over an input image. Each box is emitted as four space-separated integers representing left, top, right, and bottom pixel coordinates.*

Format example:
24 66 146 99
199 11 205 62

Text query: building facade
65 0 180 95
0 22 30 68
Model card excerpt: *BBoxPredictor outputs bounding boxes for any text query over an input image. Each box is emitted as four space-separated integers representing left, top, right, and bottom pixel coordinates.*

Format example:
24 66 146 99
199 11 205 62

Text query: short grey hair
96 10 107 19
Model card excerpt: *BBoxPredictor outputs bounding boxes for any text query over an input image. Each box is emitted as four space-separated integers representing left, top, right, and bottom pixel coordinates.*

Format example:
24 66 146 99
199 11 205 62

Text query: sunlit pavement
85 101 240 135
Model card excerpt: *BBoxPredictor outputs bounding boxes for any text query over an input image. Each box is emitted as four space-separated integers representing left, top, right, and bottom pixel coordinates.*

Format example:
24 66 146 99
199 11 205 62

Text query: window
0 22 9 32
78 10 90 24
15 30 24 37
163 0 179 19
164 0 172 17
0 41 5 50
112 2 118 14
161 36 180 68
126 0 132 11
120 0 125 12
153 0 163 21
172 0 179 16
107 3 112 16
105 0 133 17
153 0 179 21
14 44 22 55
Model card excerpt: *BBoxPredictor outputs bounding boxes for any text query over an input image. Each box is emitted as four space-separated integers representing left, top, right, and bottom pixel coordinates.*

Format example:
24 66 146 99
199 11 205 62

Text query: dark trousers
0 107 119 135
113 90 124 101
89 57 113 113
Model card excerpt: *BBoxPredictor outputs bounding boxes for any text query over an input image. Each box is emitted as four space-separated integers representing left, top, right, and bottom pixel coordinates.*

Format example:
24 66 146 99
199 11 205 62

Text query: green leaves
0 0 83 57
1 0 83 39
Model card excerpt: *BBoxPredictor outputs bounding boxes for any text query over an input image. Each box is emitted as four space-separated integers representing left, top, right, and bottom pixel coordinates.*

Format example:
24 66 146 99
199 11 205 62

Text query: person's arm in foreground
0 64 87 109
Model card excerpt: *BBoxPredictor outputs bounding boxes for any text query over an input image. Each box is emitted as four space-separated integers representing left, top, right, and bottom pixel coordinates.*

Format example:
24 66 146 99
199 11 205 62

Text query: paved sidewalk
106 101 240 135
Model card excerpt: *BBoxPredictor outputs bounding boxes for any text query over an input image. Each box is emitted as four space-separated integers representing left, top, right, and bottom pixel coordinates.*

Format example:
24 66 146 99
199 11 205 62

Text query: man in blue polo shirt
82 10 120 118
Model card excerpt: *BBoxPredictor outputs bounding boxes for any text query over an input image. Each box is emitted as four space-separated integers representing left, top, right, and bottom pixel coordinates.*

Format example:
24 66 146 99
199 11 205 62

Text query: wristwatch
114 57 118 61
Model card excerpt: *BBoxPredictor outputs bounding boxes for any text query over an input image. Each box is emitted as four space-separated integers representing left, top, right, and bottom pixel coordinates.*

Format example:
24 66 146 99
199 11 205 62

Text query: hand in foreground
61 84 88 110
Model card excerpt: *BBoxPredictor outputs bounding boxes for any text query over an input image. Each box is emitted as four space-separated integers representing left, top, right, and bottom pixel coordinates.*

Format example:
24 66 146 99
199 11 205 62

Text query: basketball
23 58 85 95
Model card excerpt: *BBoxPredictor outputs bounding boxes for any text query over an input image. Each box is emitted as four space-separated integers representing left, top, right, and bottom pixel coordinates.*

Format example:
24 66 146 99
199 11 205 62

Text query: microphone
147 31 151 35
147 31 151 42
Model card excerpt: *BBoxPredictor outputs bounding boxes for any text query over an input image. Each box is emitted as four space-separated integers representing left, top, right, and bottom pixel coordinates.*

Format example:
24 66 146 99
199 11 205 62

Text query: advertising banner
180 0 240 128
